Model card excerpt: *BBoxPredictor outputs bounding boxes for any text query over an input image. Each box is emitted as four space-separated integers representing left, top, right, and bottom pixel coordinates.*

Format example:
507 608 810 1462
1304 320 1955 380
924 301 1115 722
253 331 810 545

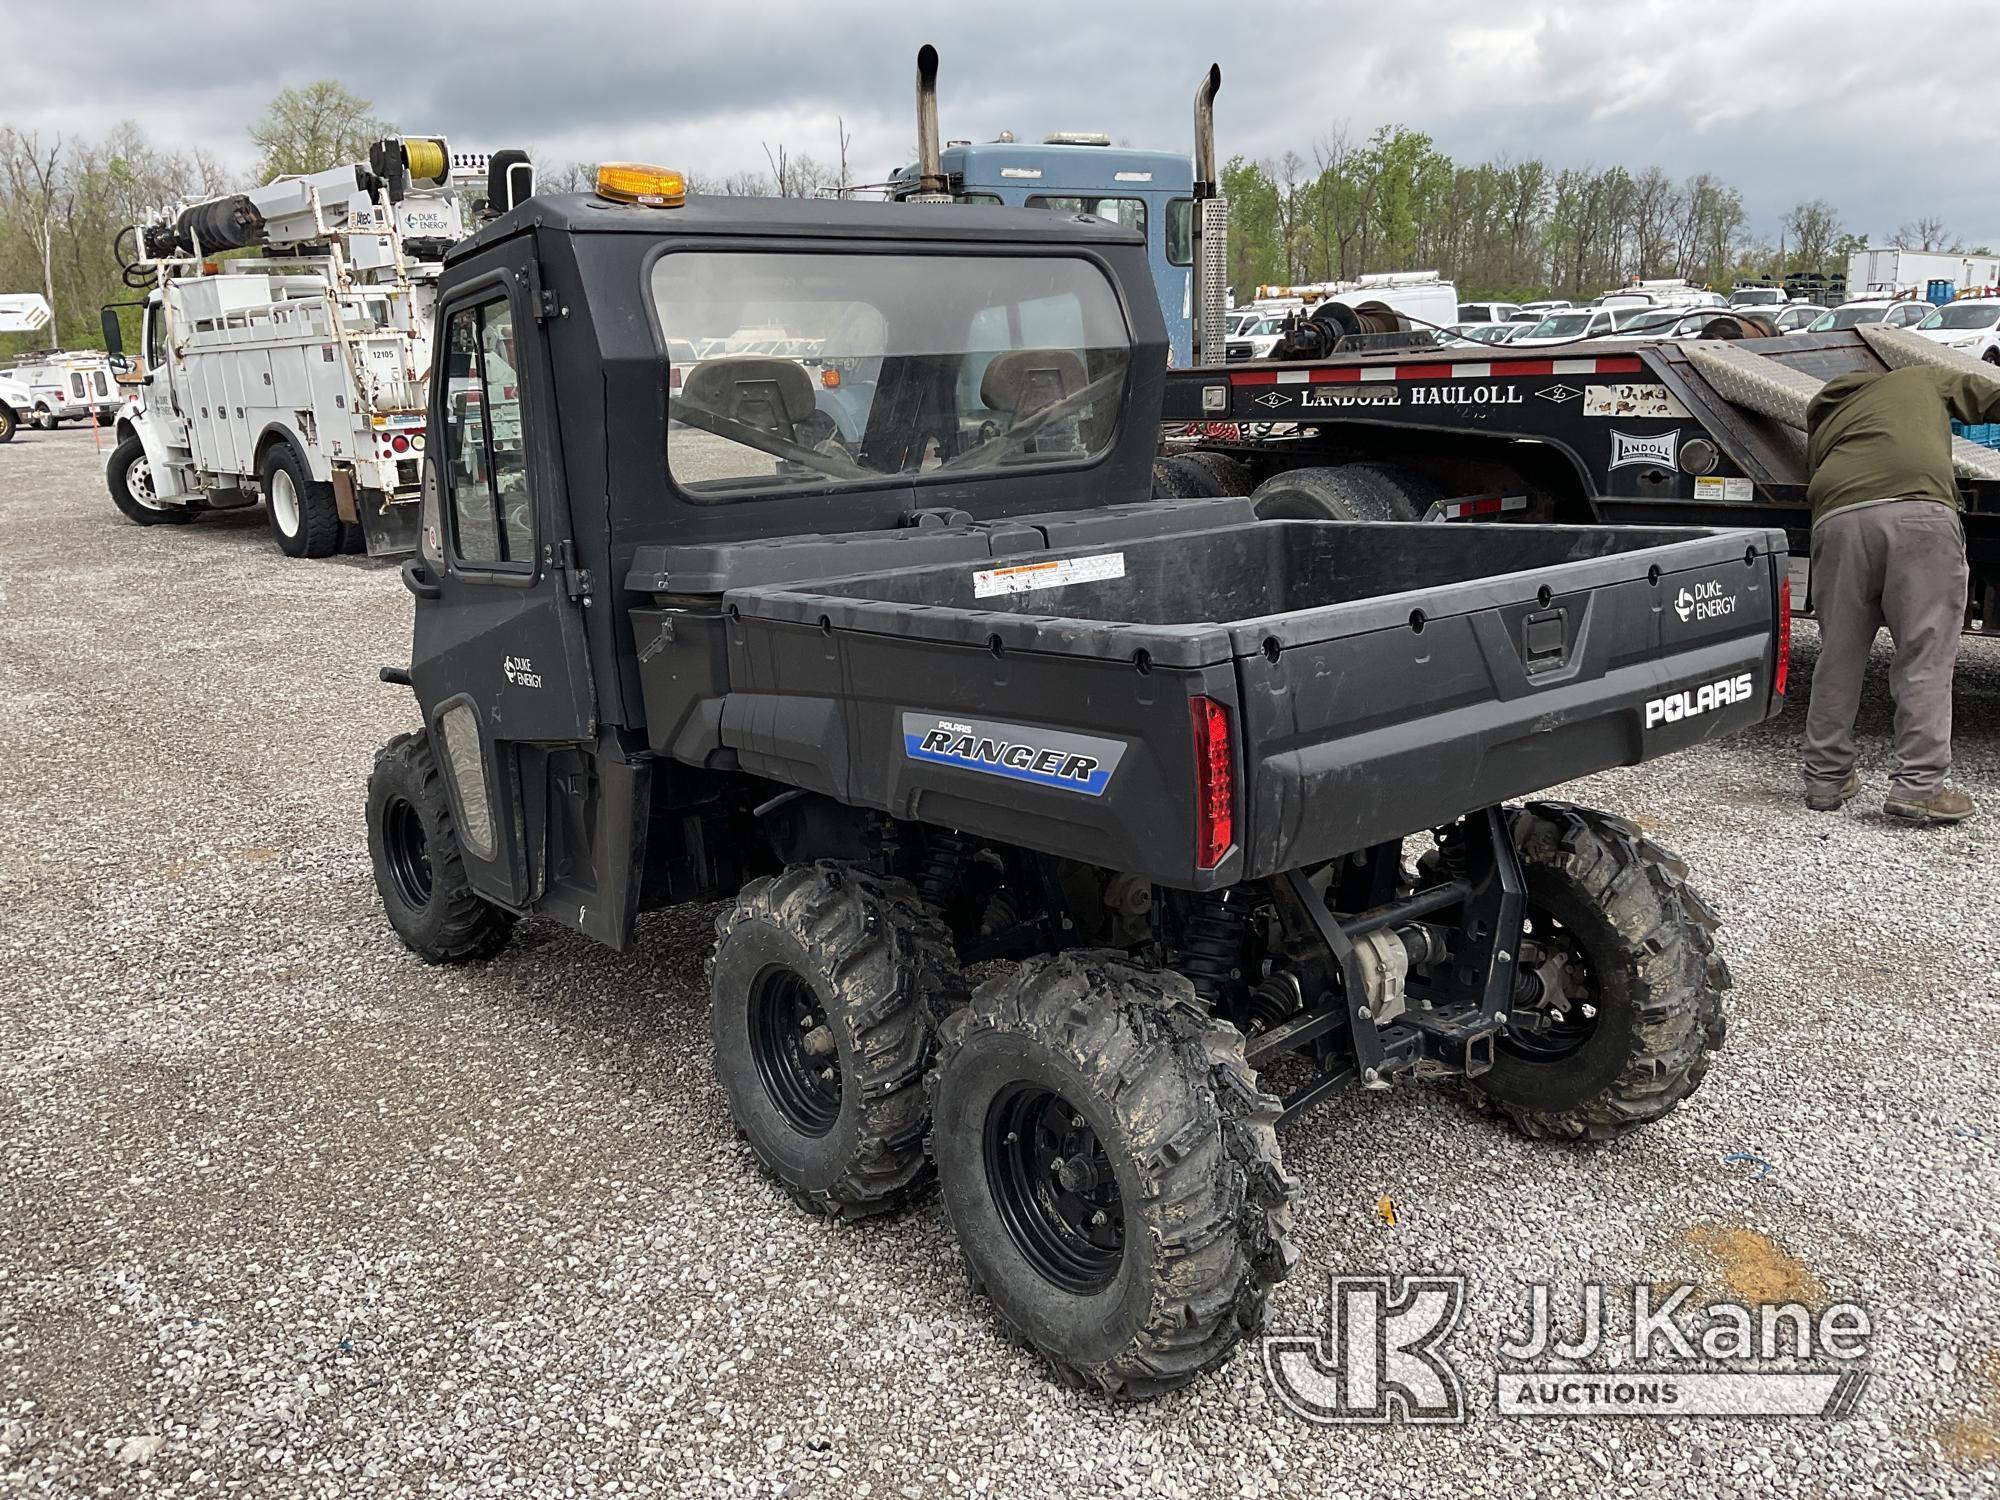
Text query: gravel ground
2 423 1998 1498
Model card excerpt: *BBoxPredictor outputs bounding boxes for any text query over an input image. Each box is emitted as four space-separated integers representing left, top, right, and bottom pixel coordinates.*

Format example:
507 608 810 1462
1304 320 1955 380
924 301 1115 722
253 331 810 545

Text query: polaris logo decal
1608 428 1680 470
901 713 1125 796
1645 673 1755 729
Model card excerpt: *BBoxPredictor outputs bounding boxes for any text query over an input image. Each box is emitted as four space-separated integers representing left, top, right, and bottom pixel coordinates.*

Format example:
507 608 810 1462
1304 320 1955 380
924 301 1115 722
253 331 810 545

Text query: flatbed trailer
1159 329 2000 628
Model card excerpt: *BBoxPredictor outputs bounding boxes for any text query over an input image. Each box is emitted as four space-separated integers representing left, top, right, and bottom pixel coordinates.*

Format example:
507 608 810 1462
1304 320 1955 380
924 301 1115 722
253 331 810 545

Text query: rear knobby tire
928 951 1296 1398
106 434 193 526
1473 801 1729 1140
366 730 515 963
1250 463 1419 522
710 863 962 1220
261 440 341 558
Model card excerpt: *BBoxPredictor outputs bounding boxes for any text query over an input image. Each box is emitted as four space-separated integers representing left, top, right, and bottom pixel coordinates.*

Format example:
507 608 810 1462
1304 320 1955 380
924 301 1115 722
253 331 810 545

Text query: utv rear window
652 250 1132 501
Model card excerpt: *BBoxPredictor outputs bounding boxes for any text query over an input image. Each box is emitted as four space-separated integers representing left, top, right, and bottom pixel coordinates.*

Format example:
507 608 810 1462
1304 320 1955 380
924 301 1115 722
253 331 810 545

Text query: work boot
1883 785 1978 825
1804 772 1861 812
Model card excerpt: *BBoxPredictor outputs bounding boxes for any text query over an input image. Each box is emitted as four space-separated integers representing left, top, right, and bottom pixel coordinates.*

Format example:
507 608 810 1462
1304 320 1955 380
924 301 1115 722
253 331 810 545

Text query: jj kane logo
1263 1273 1871 1425
900 713 1125 796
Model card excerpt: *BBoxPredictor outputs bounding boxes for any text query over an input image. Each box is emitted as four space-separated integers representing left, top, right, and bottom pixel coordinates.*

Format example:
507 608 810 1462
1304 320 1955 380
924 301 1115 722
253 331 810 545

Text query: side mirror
486 150 535 216
99 307 124 355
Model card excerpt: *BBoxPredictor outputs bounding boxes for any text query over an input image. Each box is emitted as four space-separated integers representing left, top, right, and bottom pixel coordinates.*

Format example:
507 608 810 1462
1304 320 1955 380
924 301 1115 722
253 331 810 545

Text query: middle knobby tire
1473 801 1731 1140
710 862 962 1220
929 951 1296 1398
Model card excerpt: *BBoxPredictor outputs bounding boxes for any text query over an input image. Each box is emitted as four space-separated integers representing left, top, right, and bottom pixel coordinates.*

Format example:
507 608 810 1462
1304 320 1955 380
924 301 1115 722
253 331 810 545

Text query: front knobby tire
366 731 515 963
710 863 963 1220
1473 801 1730 1140
929 951 1296 1399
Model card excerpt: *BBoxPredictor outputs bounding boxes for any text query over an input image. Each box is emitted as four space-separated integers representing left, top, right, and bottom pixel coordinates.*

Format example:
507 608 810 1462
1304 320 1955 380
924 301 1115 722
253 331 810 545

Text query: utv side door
410 235 596 911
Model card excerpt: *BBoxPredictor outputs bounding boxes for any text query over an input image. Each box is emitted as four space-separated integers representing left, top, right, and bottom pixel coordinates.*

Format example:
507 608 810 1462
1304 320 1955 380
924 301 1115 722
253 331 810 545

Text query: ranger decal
901 713 1125 796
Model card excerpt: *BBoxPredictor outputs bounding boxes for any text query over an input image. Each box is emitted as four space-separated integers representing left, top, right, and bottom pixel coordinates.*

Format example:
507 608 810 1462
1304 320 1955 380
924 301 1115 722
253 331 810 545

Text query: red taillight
1776 573 1792 698
391 434 410 453
1190 695 1234 870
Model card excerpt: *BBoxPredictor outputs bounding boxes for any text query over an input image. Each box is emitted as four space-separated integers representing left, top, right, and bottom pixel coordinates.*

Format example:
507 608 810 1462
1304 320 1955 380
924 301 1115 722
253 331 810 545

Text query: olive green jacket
1805 365 2000 525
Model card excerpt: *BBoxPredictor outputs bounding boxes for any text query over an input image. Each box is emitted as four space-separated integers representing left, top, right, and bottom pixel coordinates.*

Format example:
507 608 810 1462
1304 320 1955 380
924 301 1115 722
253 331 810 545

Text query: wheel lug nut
1090 1210 1107 1227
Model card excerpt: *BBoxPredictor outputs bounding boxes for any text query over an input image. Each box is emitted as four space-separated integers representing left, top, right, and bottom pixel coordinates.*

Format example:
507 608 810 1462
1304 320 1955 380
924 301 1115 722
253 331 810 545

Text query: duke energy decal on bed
902 713 1126 796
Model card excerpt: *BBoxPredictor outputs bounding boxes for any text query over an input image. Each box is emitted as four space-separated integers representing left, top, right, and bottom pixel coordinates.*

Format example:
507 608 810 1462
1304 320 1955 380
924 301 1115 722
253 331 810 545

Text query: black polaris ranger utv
367 165 1787 1397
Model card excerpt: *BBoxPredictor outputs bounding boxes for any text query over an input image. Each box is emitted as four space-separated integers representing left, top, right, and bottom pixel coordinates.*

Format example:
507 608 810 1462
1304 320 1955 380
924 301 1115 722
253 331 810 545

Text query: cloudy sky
8 0 1999 248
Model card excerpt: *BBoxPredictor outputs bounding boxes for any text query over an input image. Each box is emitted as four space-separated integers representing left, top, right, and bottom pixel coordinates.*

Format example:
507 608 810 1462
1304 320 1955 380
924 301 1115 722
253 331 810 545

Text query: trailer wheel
1178 449 1254 496
1472 802 1729 1141
261 441 341 558
1342 461 1442 518
0 403 15 444
1150 456 1209 498
367 731 515 963
1250 464 1417 522
106 435 193 526
710 863 962 1220
929 952 1295 1398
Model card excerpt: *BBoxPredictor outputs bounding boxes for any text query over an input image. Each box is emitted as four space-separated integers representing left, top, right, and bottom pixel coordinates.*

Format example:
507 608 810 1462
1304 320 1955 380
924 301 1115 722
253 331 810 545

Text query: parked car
1609 306 1685 337
1769 304 1824 333
1804 299 1930 333
1727 286 1788 311
1510 306 1624 345
1913 298 2000 362
1225 311 1295 361
1456 300 1521 324
1441 321 1523 348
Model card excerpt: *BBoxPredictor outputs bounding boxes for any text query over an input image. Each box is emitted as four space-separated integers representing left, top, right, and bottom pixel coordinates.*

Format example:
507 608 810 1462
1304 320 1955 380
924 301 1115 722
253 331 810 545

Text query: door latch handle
401 557 442 600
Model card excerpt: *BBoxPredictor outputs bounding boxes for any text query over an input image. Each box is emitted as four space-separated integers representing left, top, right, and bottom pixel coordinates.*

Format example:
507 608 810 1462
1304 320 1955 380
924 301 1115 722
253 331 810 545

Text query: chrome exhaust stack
1191 65 1227 366
912 44 952 204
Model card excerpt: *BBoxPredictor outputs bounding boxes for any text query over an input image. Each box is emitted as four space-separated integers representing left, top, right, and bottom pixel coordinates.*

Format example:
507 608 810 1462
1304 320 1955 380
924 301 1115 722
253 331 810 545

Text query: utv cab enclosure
372 179 1786 1397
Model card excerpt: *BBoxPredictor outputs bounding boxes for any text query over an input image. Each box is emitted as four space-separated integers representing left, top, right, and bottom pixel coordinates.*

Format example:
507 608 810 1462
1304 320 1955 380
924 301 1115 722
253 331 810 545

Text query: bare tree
1895 215 1956 252
1782 198 1842 273
1 129 63 348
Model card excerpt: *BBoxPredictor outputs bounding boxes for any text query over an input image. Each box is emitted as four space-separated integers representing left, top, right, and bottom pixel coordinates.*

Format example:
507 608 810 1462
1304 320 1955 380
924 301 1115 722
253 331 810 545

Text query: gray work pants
1801 499 1968 797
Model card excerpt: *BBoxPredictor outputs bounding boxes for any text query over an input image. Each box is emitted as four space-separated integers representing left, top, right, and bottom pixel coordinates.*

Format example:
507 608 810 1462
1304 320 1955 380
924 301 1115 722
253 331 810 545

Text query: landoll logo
1608 428 1680 470
1645 671 1755 728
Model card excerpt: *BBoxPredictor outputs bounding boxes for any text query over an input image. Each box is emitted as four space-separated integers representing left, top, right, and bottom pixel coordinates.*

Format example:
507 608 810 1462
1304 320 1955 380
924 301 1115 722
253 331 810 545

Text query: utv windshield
652 251 1132 499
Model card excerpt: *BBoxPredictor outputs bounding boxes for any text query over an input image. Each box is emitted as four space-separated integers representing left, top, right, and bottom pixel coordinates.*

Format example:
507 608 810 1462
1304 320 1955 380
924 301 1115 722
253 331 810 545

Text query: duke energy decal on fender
902 713 1126 796
1644 673 1755 729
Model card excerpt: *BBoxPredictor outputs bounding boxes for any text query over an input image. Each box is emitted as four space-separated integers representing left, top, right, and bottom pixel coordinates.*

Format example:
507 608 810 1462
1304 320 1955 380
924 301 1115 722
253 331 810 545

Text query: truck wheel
929 952 1295 1398
710 863 962 1220
261 442 341 558
1250 464 1416 522
0 404 15 444
1178 449 1255 496
366 731 516 963
1472 802 1729 1141
1342 461 1441 518
106 435 193 526
32 405 56 430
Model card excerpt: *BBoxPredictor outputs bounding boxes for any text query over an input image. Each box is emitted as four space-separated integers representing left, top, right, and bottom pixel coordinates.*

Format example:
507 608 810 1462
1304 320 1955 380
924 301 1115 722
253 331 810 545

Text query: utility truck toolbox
366 105 1784 1403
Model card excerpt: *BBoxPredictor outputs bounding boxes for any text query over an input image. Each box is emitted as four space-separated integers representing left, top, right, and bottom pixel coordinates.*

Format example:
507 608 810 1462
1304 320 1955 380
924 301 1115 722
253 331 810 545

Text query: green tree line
1219 124 1973 303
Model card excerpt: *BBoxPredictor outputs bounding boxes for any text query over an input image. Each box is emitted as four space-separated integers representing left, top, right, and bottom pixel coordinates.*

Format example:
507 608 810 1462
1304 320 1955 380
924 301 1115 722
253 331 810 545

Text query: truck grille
1225 342 1253 363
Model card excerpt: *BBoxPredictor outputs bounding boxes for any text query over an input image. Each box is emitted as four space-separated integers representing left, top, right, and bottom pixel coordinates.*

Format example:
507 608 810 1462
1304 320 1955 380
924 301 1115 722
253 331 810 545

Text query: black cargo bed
633 515 1786 888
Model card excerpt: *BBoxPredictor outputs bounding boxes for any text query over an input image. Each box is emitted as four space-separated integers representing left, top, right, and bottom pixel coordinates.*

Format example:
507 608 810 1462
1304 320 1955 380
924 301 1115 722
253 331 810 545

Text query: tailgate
1235 527 1787 874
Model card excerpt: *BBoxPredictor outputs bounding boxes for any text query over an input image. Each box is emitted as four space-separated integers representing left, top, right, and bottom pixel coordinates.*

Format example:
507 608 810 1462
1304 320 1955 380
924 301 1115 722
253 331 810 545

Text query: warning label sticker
973 552 1126 598
1693 475 1756 503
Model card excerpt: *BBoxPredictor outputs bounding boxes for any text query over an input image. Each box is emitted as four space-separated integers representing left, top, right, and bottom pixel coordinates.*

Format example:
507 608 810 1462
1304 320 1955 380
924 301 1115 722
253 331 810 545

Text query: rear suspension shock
1174 888 1251 1008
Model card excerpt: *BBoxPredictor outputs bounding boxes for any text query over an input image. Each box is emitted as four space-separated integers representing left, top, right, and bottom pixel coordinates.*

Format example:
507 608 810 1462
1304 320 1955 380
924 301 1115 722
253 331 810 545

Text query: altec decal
1645 673 1755 729
901 713 1125 796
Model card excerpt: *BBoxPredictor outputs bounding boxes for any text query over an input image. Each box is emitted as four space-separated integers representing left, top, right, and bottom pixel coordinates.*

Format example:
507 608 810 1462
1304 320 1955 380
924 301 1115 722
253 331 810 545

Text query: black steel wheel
1471 802 1730 1140
365 730 515 964
929 952 1295 1398
983 1083 1124 1295
747 965 843 1137
710 863 962 1219
379 795 434 910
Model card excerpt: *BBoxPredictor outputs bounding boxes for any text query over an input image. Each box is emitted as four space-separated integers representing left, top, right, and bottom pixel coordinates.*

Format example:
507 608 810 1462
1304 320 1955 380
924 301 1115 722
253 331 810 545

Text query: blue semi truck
887 48 1226 370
